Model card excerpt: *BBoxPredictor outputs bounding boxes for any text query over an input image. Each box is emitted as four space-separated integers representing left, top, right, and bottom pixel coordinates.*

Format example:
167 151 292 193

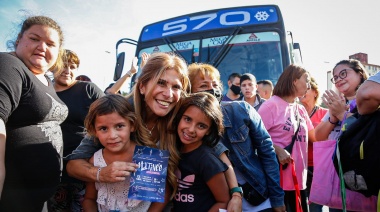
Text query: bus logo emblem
153 46 160 52
247 33 260 42
255 11 270 21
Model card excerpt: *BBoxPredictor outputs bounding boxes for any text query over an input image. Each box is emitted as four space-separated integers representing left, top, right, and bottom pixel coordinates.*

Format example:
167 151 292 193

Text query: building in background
349 52 380 76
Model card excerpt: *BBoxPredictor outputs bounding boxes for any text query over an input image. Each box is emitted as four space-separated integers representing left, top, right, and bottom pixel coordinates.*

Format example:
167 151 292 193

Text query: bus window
201 32 282 91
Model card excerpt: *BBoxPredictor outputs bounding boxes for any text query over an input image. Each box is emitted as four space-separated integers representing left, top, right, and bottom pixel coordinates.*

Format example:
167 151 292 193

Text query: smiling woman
315 59 369 141
0 16 68 211
65 52 190 211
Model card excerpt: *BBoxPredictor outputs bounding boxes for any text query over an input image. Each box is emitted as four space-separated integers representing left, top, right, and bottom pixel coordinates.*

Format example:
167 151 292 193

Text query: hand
322 90 347 119
140 52 150 69
129 56 138 75
99 161 138 183
273 205 286 212
227 194 242 212
276 148 292 166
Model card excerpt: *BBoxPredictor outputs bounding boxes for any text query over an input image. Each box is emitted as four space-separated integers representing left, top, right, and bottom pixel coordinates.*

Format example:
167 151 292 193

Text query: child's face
177 105 211 153
95 112 135 153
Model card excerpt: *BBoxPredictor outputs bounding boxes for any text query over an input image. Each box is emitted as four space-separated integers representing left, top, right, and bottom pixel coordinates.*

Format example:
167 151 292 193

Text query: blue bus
114 4 302 92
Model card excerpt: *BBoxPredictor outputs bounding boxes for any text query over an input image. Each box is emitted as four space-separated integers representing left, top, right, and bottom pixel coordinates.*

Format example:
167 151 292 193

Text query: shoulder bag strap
282 106 301 170
336 111 349 212
285 105 301 154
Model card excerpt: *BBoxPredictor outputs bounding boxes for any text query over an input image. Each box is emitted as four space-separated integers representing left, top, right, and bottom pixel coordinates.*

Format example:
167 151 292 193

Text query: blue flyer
128 146 169 203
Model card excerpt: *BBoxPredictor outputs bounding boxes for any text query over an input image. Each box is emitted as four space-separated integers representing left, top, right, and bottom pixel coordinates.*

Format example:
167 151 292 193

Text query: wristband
126 71 135 78
96 167 102 182
230 186 243 195
328 117 339 125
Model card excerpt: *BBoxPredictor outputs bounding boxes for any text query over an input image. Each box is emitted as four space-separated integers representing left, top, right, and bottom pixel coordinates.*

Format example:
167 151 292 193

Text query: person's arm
105 57 138 94
308 129 316 143
67 159 138 183
219 153 242 212
82 157 98 212
67 159 100 182
212 142 242 212
314 119 335 141
248 103 285 208
0 118 6 200
273 144 292 166
357 80 380 115
66 136 138 183
207 172 230 212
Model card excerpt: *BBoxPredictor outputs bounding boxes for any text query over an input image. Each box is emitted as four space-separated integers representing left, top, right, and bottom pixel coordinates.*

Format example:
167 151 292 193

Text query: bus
114 4 302 92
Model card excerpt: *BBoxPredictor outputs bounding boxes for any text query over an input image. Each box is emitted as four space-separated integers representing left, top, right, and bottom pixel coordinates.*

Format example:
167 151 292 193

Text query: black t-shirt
173 145 228 212
57 81 104 157
56 81 104 182
0 53 68 189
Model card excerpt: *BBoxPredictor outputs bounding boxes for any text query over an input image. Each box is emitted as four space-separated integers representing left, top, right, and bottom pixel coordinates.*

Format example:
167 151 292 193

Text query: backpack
334 109 380 197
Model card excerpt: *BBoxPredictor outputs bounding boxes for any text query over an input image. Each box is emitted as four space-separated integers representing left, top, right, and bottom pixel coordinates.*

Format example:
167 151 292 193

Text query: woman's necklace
309 105 318 118
146 122 157 136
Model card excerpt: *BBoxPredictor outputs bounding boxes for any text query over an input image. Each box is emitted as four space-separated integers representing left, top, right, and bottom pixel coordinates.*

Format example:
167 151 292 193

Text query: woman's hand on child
100 161 138 183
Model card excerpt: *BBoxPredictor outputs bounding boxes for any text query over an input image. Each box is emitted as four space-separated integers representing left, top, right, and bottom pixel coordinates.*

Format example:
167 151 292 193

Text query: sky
1 0 379 92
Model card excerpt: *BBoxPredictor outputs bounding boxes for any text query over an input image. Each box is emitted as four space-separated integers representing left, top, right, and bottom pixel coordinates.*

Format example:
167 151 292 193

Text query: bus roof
140 5 281 42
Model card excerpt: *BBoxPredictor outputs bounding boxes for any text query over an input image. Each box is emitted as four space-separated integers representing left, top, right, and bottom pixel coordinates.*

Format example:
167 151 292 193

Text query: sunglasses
331 69 350 84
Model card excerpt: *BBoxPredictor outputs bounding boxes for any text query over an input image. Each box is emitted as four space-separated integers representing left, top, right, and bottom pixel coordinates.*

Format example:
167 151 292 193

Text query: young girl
82 94 156 211
172 92 230 212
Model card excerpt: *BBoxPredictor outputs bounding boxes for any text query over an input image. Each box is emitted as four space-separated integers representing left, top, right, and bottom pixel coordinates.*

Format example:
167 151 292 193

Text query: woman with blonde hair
66 52 190 210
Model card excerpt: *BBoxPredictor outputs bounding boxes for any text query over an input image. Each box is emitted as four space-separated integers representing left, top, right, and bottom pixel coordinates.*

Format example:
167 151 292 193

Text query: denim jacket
219 101 284 208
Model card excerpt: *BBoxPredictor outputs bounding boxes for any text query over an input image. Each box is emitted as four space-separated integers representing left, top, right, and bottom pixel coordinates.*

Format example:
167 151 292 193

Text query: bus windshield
137 31 283 92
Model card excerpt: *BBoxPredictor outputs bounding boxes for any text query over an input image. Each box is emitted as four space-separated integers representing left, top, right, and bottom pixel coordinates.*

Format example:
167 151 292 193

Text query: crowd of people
0 15 379 212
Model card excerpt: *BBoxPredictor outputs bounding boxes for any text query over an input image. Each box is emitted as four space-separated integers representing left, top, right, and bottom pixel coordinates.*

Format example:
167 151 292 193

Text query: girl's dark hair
84 94 155 148
175 92 224 148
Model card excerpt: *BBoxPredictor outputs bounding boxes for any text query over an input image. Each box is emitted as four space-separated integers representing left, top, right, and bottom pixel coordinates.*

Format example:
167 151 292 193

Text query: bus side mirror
292 43 303 64
114 52 125 81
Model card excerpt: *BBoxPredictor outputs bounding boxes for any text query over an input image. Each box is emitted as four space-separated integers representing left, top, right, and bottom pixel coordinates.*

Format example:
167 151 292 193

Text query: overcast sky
1 0 379 92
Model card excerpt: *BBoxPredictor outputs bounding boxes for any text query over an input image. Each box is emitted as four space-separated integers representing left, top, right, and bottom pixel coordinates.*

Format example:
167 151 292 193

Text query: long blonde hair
127 52 190 198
